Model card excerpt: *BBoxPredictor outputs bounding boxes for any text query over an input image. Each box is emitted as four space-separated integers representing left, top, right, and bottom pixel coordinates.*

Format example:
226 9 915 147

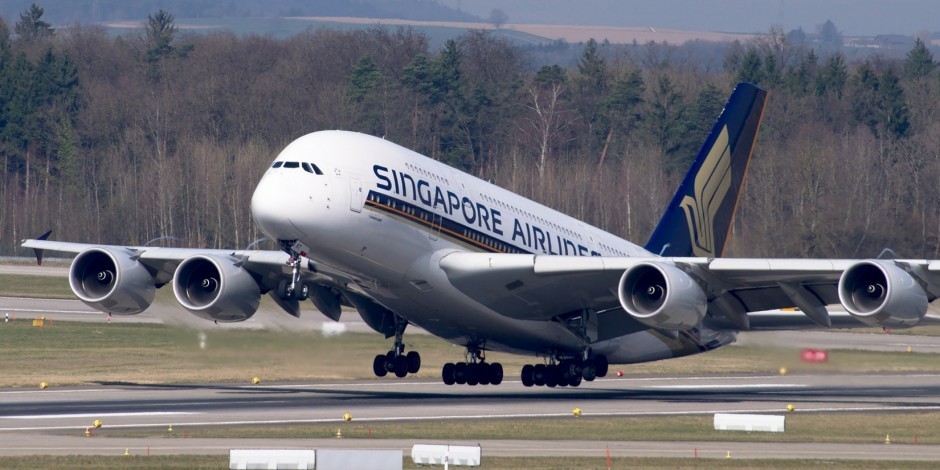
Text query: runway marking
643 384 807 390
2 411 196 420
5 404 940 432
0 389 120 395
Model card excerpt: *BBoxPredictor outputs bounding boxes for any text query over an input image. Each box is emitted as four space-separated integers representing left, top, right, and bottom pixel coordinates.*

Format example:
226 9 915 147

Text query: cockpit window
275 161 323 175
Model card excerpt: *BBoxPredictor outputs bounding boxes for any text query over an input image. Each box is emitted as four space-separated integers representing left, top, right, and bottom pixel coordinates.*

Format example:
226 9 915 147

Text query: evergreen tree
878 68 910 139
819 19 842 50
904 38 936 80
815 54 847 99
14 3 52 43
346 55 385 136
735 49 763 85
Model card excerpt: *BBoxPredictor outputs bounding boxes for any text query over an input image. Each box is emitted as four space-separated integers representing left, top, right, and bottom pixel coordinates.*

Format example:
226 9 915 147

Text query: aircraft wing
438 252 940 330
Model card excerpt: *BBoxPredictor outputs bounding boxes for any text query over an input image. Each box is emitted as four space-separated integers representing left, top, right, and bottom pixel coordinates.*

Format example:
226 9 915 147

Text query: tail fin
644 83 767 258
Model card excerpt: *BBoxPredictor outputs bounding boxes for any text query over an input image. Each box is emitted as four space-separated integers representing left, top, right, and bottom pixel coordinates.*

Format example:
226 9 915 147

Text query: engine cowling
618 262 706 330
838 260 928 329
69 247 155 315
172 255 260 322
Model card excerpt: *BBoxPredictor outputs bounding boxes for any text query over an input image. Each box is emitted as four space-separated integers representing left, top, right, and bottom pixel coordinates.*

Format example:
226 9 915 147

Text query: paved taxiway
2 373 940 460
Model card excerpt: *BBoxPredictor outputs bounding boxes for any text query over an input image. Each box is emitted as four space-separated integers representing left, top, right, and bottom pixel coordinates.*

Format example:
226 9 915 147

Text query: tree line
1 6 938 259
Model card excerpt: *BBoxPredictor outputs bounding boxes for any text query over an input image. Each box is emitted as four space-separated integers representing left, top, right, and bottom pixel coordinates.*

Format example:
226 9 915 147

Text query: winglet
645 83 768 258
30 230 53 266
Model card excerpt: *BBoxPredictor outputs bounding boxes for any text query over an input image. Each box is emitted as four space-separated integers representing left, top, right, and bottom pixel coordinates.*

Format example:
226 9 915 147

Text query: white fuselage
251 131 728 361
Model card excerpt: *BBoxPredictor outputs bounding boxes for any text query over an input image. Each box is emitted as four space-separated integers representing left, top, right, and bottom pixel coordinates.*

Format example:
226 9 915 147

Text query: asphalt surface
4 263 940 461
2 373 940 460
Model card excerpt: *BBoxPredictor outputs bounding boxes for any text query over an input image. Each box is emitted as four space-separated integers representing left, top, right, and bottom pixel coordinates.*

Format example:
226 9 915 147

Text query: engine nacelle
69 247 155 315
618 262 706 331
838 260 928 329
173 255 260 322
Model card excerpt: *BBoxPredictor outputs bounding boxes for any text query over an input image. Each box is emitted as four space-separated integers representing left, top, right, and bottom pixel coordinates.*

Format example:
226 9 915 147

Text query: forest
1 5 938 259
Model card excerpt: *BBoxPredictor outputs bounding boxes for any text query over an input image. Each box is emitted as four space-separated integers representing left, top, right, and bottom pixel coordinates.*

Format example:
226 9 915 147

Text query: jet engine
173 255 260 322
838 260 928 329
618 262 706 330
69 247 155 315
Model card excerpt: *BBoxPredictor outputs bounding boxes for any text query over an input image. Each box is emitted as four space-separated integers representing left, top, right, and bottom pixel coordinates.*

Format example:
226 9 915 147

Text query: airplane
22 83 940 388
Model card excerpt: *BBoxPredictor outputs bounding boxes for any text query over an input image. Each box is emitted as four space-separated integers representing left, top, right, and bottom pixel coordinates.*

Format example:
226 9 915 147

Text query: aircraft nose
251 173 305 241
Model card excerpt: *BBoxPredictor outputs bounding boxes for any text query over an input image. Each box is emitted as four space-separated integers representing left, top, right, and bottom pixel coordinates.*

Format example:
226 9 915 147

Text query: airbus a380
23 83 940 388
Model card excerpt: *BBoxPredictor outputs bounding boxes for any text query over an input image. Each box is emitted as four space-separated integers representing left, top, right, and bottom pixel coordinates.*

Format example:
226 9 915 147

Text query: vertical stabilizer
645 83 767 258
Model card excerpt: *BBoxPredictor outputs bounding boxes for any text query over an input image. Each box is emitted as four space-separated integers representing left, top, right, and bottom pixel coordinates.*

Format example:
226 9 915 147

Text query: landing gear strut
372 315 421 378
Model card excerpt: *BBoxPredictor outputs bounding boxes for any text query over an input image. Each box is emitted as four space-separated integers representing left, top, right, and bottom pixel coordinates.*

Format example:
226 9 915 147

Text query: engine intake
618 262 706 330
838 260 927 329
173 255 260 322
69 247 155 315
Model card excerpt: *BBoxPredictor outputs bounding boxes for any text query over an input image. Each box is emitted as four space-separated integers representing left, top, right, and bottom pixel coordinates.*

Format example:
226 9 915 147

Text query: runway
2 373 940 460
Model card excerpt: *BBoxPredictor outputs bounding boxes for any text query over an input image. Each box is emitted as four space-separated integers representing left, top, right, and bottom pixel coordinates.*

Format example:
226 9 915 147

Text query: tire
466 364 479 386
297 283 309 301
569 373 583 387
582 364 597 382
442 362 456 385
477 363 491 385
544 366 558 388
454 362 468 384
490 363 504 385
406 351 421 374
393 356 408 378
533 364 546 386
373 354 388 377
595 355 609 378
521 364 535 387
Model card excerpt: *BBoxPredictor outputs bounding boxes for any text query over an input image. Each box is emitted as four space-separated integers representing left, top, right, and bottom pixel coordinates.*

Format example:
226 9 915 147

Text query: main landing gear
520 355 608 388
441 346 504 386
372 315 421 378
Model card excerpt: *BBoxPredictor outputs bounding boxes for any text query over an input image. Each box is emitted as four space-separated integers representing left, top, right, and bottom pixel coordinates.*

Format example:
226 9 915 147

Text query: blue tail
645 83 768 258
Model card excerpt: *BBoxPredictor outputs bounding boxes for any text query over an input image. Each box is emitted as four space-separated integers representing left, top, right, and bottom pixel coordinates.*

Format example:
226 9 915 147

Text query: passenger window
272 162 283 168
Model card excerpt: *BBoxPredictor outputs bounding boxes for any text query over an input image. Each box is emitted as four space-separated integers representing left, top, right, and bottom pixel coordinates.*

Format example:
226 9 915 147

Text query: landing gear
519 355 608 388
276 240 309 301
441 345 503 386
371 315 421 378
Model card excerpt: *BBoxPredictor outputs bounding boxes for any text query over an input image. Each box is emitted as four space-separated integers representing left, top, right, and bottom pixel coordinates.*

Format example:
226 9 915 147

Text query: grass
0 274 73 298
103 412 940 445
4 318 940 388
0 455 936 469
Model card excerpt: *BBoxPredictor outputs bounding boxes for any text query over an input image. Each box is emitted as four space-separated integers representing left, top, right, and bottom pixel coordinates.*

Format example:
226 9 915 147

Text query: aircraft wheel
442 363 456 385
490 363 504 385
466 364 479 386
595 355 609 377
373 354 388 377
297 283 309 301
477 363 491 385
569 373 583 387
454 362 468 384
521 364 535 387
393 356 408 378
545 366 558 388
533 364 547 386
406 351 421 374
582 364 597 382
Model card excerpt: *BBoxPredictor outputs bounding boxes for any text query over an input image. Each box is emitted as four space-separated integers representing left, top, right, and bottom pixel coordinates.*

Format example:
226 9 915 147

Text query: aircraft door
349 177 363 213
